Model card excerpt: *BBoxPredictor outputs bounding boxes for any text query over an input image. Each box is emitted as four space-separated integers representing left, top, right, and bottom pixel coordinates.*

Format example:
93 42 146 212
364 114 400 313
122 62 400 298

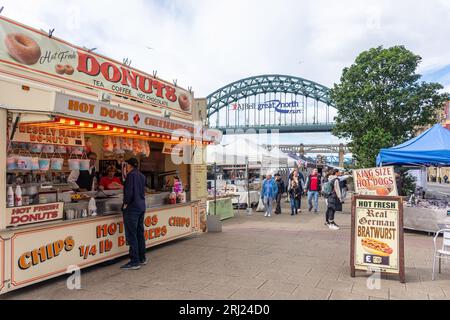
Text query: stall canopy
268 147 297 167
376 124 450 166
207 138 278 165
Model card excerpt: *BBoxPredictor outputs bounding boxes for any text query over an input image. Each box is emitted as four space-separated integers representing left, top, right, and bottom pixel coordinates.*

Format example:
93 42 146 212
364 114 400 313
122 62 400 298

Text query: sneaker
267 214 271 217
324 222 330 227
329 222 340 230
120 262 141 270
264 213 268 217
140 258 148 266
308 206 313 212
314 209 318 214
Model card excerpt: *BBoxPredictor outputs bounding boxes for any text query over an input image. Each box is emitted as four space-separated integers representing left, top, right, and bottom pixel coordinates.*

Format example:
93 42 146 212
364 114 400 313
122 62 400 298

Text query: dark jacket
275 178 285 196
305 174 322 192
288 179 303 199
123 168 146 213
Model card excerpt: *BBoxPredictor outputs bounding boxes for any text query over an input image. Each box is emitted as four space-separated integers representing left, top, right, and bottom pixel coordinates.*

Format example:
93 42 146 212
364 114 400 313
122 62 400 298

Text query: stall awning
376 124 450 166
18 116 214 146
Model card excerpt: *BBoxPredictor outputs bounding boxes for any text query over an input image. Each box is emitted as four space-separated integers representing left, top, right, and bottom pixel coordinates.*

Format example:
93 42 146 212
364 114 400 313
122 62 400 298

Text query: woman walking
324 169 343 230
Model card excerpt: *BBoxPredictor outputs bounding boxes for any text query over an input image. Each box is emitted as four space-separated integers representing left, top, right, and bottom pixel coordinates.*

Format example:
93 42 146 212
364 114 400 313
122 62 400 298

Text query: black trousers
275 193 282 214
123 210 146 265
326 207 336 223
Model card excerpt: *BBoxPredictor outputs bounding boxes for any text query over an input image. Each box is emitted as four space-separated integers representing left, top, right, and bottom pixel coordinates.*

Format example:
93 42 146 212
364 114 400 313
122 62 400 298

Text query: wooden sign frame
350 195 405 283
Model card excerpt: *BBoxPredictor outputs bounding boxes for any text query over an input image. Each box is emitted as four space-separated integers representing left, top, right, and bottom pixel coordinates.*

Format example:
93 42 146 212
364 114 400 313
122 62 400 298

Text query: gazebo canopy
376 124 450 167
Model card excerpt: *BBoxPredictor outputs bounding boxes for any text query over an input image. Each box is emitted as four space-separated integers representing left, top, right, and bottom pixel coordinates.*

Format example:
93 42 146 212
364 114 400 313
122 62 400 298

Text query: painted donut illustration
55 64 66 75
4 33 41 65
64 64 74 75
178 94 191 111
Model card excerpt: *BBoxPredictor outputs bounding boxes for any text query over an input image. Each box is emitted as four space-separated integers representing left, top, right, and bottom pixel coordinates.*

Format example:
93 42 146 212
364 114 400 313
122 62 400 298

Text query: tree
330 45 449 168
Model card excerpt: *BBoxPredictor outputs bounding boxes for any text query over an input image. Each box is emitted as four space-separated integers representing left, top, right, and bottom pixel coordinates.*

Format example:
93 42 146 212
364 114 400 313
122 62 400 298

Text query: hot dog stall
0 16 217 294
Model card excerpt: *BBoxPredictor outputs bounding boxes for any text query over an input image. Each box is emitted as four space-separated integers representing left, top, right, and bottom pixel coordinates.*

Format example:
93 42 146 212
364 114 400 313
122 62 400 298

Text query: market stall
0 17 216 294
376 124 450 232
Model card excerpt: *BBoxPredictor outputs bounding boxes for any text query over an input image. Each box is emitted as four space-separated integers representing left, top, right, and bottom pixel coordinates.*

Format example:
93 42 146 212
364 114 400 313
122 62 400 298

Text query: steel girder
206 74 332 118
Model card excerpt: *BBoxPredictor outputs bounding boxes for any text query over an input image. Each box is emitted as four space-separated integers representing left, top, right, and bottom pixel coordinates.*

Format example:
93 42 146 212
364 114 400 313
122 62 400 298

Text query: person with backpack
274 173 285 214
304 168 321 213
322 169 343 230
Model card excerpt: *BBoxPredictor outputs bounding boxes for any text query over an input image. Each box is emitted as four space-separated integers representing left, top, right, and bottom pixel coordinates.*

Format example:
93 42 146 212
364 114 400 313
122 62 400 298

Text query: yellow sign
351 195 405 282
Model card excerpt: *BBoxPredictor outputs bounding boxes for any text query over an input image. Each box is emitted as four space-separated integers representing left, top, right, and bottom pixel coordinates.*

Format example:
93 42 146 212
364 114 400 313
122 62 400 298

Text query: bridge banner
353 166 398 197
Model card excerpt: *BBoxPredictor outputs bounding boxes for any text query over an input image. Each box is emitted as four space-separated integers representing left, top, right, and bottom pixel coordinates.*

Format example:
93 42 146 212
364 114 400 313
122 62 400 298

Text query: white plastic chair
432 229 450 280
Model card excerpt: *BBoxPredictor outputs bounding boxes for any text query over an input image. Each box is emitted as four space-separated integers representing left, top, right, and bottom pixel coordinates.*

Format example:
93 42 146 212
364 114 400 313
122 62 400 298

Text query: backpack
322 178 336 197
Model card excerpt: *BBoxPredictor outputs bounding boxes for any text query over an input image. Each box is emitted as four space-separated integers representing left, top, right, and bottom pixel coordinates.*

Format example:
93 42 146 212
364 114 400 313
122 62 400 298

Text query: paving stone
198 283 240 299
291 286 332 300
230 288 274 300
259 280 298 294
329 290 369 300
316 279 354 292
389 287 429 300
287 274 321 288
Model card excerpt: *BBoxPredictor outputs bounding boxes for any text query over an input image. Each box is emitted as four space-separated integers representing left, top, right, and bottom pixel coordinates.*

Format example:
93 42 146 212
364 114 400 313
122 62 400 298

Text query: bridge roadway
265 143 350 168
212 123 335 134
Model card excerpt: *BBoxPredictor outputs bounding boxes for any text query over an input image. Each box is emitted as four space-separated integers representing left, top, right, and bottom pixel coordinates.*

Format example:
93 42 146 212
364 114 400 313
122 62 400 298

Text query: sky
1 0 449 149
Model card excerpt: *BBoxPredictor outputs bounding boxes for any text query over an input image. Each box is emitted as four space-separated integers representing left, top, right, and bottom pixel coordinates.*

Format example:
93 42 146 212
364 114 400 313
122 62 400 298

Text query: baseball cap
125 158 139 168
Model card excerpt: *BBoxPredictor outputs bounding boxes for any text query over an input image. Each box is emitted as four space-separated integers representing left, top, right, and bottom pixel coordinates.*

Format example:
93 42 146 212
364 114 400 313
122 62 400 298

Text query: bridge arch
206 74 336 133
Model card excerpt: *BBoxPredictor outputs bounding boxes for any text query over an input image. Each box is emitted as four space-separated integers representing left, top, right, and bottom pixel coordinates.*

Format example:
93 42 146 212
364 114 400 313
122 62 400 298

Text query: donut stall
0 16 217 294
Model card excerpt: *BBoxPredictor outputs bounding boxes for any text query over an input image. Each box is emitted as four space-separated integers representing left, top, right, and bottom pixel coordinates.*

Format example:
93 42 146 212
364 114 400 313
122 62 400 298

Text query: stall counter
0 201 201 294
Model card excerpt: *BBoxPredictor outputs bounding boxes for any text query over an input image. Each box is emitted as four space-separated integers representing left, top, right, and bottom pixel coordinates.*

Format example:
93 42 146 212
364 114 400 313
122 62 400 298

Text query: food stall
377 124 450 232
0 16 216 294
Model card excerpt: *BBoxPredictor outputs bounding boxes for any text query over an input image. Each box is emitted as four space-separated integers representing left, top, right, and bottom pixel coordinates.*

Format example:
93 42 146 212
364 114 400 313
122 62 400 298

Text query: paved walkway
2 197 450 300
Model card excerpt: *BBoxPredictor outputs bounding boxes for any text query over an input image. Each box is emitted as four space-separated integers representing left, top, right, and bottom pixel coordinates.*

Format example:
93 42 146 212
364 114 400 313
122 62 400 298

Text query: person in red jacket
304 169 321 213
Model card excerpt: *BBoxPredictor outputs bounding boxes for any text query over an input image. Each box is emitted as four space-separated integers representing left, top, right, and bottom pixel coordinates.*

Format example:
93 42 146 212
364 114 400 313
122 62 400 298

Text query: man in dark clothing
274 173 285 214
121 158 147 270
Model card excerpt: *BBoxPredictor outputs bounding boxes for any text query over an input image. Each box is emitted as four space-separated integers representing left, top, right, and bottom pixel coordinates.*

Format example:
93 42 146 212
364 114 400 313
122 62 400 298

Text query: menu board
351 195 405 282
190 147 207 200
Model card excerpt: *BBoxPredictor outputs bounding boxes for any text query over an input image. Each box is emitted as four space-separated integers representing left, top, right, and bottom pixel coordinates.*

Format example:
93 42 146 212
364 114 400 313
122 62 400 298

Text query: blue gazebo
377 124 450 167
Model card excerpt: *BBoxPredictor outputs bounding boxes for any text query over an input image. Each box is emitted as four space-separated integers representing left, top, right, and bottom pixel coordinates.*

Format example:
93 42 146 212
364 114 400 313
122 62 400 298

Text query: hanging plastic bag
85 138 93 154
113 137 124 154
103 136 114 153
122 138 133 152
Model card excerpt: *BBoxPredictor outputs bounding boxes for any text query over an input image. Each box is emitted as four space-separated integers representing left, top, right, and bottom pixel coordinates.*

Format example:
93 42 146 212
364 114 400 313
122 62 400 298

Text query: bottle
88 197 97 216
7 186 14 208
15 185 22 207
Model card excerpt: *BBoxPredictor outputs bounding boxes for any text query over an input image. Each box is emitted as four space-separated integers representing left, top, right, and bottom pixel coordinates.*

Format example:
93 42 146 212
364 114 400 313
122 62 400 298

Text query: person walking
261 172 278 217
305 168 321 213
274 173 285 214
323 169 343 231
121 158 147 270
291 169 305 212
288 176 302 216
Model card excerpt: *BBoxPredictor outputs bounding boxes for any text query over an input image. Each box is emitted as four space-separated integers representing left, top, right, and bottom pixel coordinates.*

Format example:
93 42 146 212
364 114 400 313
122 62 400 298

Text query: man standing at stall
121 158 147 270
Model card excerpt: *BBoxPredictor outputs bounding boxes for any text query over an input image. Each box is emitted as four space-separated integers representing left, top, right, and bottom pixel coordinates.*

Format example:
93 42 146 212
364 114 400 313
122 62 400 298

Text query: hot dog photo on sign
353 166 399 197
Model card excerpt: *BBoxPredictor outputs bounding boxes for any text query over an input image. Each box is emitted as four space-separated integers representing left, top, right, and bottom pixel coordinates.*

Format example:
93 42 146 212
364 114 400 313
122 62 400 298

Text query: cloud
1 0 449 98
